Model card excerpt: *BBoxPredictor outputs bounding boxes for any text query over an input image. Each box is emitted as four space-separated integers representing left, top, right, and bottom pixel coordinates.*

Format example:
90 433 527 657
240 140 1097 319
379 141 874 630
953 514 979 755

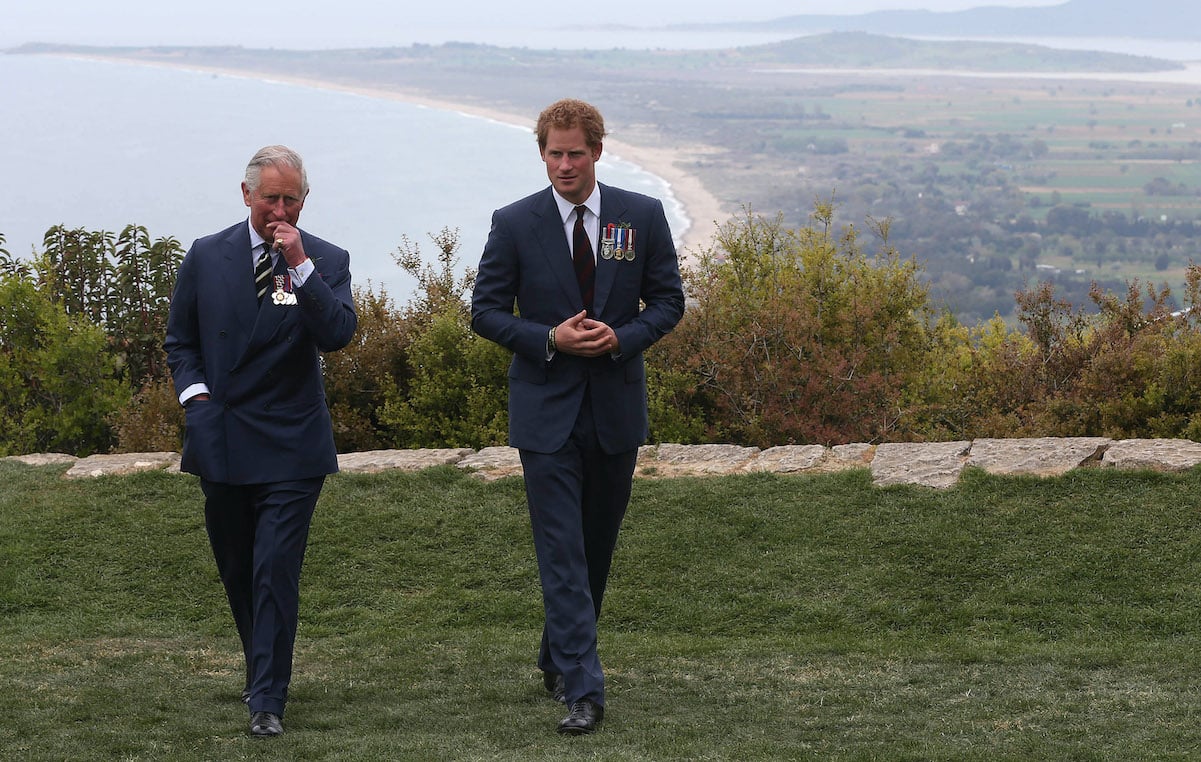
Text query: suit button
219 330 227 338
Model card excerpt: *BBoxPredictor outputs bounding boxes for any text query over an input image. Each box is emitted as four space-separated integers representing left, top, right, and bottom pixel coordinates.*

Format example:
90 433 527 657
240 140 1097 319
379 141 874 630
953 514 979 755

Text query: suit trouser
519 393 637 707
200 476 323 716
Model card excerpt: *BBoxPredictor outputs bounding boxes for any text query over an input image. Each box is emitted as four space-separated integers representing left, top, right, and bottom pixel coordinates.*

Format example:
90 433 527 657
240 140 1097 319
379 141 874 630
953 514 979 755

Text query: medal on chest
601 224 636 261
272 273 298 306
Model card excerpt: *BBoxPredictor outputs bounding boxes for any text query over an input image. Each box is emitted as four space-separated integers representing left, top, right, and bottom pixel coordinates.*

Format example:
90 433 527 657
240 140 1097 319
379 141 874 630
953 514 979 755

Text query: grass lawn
3 460 1201 760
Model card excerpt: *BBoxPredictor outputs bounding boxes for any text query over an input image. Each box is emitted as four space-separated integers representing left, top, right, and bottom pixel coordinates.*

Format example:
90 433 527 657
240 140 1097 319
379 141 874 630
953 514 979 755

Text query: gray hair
244 145 309 195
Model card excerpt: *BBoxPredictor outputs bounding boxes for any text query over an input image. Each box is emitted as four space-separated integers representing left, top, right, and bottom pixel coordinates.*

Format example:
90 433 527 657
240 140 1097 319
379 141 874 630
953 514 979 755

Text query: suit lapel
215 226 248 312
594 183 627 317
241 250 294 360
221 224 288 368
220 225 260 338
530 189 585 312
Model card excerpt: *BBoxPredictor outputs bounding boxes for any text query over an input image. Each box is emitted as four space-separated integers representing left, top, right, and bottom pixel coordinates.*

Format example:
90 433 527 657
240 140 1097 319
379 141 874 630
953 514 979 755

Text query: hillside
738 31 1182 72
11 30 1184 73
710 0 1201 42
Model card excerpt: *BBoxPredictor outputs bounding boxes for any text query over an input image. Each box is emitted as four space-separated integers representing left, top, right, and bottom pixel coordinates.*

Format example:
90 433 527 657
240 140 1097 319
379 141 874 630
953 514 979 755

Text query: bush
651 204 931 446
15 214 1201 456
332 227 508 450
901 313 1043 439
907 275 1201 441
36 224 182 390
110 378 184 453
377 306 509 448
0 276 129 455
322 286 412 453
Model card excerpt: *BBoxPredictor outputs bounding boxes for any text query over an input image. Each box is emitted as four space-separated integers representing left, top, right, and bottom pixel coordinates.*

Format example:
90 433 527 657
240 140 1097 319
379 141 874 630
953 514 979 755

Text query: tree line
5 203 1201 458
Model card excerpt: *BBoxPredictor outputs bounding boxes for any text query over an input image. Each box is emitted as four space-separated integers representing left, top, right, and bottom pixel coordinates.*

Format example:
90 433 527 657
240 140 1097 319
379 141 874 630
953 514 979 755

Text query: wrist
548 325 557 353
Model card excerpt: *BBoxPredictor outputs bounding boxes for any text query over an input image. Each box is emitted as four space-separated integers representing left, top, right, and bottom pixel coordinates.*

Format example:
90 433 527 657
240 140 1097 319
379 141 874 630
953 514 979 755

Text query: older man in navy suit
164 145 356 737
472 99 685 735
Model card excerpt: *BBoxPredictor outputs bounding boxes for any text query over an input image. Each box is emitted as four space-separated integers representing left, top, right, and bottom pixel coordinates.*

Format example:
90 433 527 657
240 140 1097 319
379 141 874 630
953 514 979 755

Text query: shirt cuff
179 382 210 406
289 257 316 287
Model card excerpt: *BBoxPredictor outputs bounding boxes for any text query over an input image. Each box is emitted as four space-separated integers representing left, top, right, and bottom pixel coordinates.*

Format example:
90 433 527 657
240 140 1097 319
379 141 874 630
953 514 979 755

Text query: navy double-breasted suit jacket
164 221 357 484
471 183 685 454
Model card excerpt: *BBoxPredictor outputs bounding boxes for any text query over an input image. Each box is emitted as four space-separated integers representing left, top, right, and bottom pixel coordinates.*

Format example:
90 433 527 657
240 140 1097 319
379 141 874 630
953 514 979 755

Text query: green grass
4 461 1201 759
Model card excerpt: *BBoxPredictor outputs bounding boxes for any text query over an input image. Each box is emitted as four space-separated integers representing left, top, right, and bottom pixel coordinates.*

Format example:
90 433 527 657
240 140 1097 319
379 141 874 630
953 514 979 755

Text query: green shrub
358 227 508 449
651 205 931 446
377 306 508 448
110 378 184 454
0 275 129 455
322 286 412 453
908 275 1201 441
16 212 1201 456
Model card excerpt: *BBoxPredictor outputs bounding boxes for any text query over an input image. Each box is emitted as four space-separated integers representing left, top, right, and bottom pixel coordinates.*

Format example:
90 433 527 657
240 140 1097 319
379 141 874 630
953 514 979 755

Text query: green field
6 460 1201 759
798 79 1201 221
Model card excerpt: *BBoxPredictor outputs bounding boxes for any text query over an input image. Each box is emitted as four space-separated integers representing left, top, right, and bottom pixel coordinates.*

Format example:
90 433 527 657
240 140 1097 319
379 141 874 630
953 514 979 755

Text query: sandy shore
341 86 729 261
67 55 727 263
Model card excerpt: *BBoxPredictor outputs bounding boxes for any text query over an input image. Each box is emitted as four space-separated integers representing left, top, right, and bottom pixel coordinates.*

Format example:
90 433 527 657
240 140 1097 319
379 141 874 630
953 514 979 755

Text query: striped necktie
254 245 273 302
572 205 595 315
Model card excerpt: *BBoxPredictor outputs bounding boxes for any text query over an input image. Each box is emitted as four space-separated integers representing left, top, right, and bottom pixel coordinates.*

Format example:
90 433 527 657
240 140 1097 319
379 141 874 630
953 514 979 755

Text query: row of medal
272 274 298 306
600 224 636 261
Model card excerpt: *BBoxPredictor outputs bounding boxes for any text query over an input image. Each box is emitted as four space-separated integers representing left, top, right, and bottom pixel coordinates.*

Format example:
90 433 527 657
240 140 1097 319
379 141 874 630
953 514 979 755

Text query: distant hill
698 0 1201 42
14 31 1182 74
737 31 1182 72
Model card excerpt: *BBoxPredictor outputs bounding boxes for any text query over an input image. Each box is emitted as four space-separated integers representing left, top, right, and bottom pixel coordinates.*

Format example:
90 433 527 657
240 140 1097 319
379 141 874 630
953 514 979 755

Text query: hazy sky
1 1 1061 49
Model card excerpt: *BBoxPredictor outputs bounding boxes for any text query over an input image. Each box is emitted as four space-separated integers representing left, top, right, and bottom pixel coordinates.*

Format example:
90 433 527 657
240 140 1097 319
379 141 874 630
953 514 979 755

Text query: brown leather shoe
249 711 283 737
557 699 603 735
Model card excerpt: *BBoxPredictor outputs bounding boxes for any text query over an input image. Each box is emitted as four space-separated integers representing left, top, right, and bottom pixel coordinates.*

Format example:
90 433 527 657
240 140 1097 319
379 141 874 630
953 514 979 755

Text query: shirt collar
552 185 601 224
247 219 270 252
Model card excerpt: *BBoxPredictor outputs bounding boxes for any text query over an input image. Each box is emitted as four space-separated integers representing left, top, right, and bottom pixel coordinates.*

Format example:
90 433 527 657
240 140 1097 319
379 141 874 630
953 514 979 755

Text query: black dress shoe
557 699 603 735
249 711 284 737
542 671 566 703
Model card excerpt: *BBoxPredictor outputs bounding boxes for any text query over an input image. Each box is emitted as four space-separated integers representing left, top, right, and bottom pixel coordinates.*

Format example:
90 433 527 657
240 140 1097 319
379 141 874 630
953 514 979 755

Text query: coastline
59 54 727 264
336 85 729 261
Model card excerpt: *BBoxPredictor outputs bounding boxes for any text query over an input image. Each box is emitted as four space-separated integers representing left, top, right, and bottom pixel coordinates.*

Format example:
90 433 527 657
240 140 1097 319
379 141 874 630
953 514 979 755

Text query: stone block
871 441 970 489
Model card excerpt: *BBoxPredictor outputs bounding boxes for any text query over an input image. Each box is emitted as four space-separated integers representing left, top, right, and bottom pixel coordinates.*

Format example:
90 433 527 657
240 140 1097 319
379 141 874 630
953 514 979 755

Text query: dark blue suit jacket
471 183 685 454
164 221 357 484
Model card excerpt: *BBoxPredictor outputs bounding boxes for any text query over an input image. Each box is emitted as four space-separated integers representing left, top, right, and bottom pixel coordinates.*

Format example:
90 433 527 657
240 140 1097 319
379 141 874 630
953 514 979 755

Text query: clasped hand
555 311 620 357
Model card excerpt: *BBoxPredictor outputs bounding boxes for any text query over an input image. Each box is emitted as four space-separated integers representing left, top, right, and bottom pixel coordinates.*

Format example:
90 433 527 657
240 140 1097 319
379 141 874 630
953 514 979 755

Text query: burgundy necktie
572 205 595 315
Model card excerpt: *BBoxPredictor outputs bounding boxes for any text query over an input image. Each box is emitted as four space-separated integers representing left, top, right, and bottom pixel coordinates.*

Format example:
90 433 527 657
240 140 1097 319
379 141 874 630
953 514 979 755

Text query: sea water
0 54 686 300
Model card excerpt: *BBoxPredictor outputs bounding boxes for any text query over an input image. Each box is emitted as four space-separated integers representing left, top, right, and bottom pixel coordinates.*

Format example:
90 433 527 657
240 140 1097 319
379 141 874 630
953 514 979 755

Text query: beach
65 54 728 264
332 85 730 262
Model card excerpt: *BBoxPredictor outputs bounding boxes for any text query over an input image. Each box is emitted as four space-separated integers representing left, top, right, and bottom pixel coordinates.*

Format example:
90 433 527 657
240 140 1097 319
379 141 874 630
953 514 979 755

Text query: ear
241 182 252 208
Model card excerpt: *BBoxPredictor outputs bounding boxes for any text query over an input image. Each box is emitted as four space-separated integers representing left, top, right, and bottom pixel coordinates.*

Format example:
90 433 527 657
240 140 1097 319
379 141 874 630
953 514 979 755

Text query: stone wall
7 437 1201 489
